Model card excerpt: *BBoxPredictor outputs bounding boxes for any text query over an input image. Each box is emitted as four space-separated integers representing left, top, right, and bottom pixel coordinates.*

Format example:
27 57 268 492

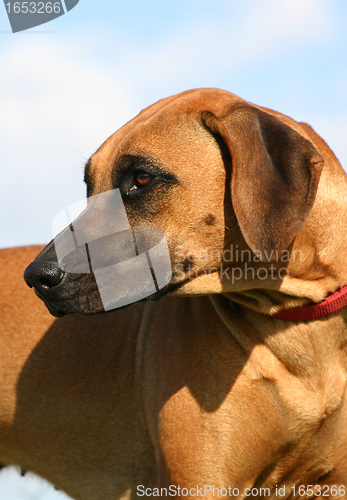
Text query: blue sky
0 0 347 498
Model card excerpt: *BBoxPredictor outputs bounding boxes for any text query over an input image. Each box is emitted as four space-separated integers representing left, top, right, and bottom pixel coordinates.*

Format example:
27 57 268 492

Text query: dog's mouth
27 255 195 317
30 277 165 317
24 231 223 316
25 255 176 318
43 274 188 317
27 264 220 317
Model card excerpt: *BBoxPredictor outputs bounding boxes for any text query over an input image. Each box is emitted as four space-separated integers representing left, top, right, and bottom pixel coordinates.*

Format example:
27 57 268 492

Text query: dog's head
24 89 323 317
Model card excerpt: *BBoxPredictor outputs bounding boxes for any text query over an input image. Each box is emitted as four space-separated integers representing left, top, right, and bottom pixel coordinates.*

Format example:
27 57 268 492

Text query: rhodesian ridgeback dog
1 88 347 499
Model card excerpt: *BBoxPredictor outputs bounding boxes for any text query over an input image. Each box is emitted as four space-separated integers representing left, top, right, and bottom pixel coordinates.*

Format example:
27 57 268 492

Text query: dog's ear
202 104 324 260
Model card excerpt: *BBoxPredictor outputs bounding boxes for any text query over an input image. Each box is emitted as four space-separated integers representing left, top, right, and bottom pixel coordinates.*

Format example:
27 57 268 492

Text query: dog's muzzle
24 189 172 316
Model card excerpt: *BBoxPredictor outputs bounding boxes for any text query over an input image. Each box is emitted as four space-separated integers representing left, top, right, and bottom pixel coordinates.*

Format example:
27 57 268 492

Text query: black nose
24 260 65 292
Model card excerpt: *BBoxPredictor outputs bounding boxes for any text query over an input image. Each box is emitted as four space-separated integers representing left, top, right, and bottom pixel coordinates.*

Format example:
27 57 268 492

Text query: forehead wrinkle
123 113 215 174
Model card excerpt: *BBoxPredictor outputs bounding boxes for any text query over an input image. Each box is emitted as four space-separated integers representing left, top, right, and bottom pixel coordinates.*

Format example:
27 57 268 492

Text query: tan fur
1 89 347 499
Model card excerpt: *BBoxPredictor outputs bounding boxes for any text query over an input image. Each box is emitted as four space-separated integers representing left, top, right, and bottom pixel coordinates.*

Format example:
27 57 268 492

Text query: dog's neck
209 293 347 429
210 293 347 363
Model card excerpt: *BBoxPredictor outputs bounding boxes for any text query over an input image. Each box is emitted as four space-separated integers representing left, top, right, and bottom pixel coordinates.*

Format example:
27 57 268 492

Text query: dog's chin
37 291 105 317
41 283 176 317
41 285 166 317
40 271 223 317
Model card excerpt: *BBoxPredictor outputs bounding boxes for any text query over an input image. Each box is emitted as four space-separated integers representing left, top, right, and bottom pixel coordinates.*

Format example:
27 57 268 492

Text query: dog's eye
129 172 153 191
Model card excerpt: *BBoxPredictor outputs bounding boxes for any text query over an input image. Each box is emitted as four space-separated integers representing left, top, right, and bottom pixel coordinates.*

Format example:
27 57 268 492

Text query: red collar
273 285 347 321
